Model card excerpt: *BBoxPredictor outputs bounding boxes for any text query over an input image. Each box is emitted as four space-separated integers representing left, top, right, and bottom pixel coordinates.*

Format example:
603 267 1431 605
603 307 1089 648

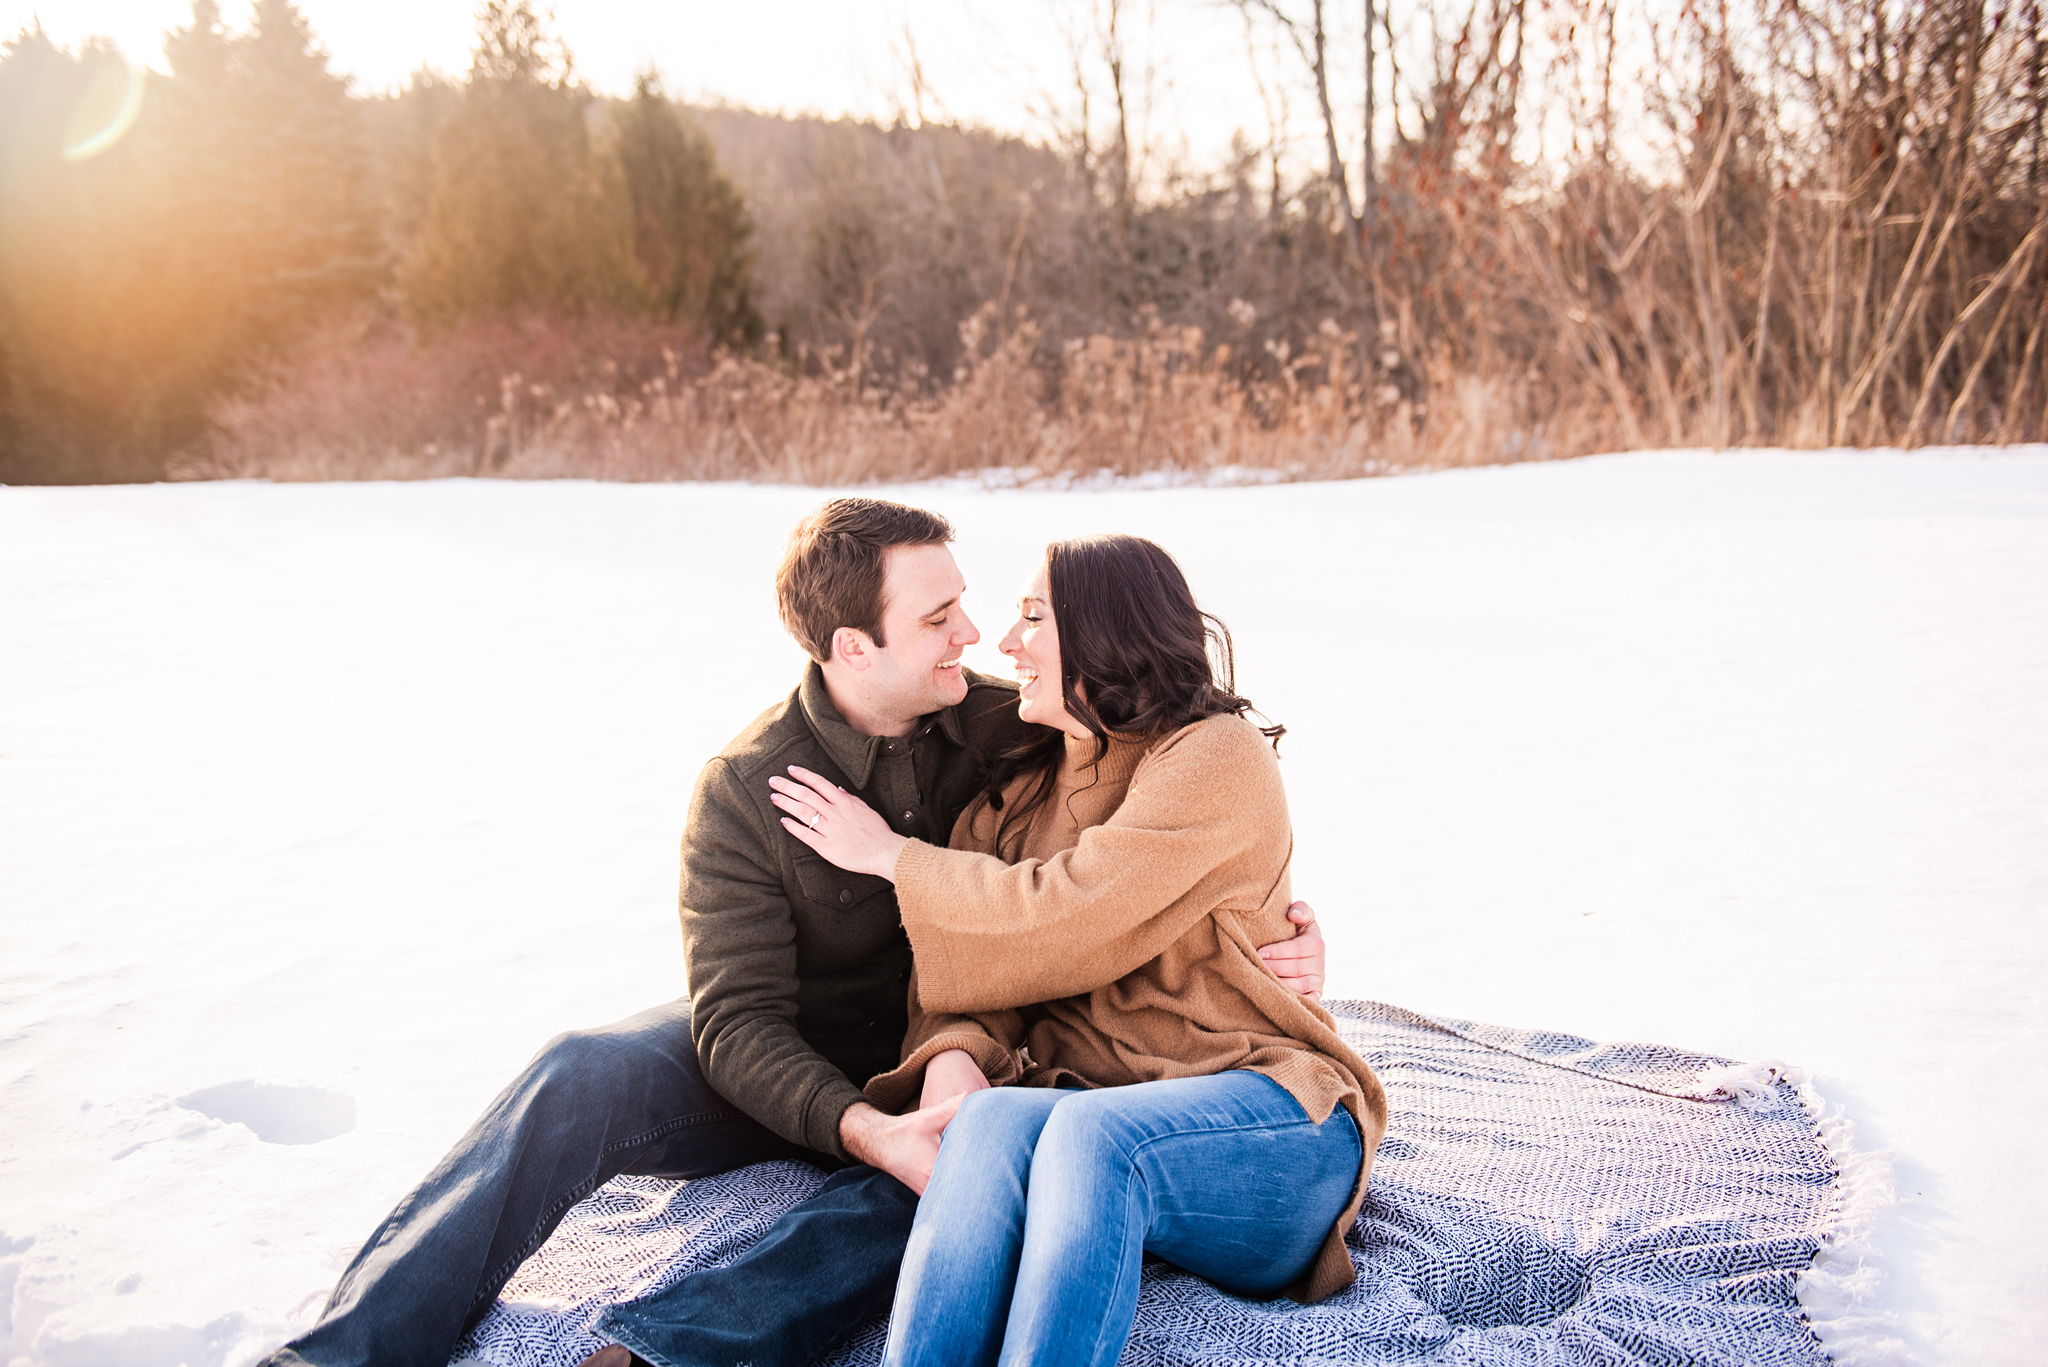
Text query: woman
769 534 1387 1367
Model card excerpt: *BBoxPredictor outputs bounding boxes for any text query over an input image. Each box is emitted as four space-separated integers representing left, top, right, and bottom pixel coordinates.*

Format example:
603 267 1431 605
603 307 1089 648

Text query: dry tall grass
179 306 1551 483
1523 0 2048 450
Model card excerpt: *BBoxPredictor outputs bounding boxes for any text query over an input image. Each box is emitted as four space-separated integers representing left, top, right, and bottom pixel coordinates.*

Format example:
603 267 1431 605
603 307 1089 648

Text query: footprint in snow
175 1081 356 1145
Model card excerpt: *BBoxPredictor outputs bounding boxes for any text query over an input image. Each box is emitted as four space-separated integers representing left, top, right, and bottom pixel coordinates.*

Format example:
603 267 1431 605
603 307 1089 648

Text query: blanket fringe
1800 1079 1910 1367
1694 1060 1788 1105
1716 1062 1910 1367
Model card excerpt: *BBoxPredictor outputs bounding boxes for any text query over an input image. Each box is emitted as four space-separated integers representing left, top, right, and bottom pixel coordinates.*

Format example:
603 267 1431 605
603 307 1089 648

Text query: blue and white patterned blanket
456 1000 1893 1367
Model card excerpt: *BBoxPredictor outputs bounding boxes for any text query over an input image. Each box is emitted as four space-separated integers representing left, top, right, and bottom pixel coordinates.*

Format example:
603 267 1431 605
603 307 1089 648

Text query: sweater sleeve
893 719 1289 1015
862 967 1025 1113
678 757 867 1159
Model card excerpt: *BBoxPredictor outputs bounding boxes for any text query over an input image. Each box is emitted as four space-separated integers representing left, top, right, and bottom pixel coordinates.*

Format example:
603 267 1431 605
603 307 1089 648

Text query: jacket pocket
793 854 895 912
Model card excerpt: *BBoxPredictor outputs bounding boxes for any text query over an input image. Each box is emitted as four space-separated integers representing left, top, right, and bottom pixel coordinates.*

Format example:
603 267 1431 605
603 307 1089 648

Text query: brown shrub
175 313 710 480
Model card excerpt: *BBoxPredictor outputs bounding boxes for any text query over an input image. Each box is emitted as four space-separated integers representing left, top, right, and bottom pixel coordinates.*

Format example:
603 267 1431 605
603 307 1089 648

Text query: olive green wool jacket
677 662 1029 1160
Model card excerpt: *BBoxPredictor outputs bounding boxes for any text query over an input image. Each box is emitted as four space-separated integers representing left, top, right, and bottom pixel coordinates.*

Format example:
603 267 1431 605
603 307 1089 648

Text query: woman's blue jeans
884 1071 1362 1367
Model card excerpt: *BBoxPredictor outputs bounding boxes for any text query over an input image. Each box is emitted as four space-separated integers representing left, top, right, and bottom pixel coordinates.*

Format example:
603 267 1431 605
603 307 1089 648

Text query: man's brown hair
776 499 955 662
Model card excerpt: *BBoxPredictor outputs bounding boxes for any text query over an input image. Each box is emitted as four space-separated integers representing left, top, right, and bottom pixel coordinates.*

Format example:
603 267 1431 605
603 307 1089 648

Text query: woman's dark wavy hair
975 534 1284 858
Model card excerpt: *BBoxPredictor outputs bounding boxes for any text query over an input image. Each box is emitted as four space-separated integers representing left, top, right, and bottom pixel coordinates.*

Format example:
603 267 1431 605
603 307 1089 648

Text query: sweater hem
865 1030 1020 1113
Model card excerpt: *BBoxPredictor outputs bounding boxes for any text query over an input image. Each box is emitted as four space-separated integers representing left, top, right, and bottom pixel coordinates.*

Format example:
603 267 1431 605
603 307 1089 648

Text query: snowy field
2 450 2045 1367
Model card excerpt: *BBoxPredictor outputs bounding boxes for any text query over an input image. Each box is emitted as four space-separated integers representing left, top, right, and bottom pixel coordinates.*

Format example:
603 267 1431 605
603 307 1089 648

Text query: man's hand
919 1048 992 1112
839 1098 962 1195
1258 900 1326 1002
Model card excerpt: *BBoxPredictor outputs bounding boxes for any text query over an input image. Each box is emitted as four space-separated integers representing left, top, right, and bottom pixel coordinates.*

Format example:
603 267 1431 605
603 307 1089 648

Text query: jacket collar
797 661 968 790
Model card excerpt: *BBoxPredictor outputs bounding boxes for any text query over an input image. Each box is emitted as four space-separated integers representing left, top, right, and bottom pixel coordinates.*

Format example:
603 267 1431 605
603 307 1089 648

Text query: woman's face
999 562 1091 739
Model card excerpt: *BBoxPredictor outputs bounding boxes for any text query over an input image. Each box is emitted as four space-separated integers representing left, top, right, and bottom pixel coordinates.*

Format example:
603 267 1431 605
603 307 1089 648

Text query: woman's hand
769 765 909 881
919 1048 992 1112
838 1097 964 1196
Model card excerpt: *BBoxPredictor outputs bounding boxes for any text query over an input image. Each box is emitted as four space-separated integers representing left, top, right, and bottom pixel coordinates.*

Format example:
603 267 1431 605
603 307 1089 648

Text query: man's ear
830 626 877 672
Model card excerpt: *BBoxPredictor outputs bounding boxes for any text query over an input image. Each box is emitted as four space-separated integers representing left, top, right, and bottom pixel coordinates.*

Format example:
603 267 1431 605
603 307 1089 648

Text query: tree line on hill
1 0 2043 485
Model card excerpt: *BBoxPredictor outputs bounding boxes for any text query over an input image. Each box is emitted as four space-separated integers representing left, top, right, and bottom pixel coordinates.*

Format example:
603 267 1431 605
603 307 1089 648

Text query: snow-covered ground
3 450 2044 1366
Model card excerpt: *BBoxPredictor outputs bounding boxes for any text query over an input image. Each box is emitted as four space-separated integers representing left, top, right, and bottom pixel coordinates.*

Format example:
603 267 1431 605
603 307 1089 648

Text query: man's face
850 544 980 727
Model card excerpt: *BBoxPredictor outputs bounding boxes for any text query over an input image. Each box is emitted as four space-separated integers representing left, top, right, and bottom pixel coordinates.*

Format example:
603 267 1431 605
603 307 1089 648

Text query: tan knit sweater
865 714 1388 1301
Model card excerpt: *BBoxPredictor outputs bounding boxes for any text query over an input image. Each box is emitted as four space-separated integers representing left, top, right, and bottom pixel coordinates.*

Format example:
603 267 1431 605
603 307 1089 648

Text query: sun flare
61 57 145 163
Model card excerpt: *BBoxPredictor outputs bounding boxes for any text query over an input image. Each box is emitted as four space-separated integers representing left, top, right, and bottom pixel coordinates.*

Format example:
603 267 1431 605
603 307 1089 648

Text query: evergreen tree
145 0 376 352
0 2 378 481
231 0 380 326
154 0 258 374
359 68 457 261
614 73 763 347
400 1 639 321
0 28 186 481
161 0 229 86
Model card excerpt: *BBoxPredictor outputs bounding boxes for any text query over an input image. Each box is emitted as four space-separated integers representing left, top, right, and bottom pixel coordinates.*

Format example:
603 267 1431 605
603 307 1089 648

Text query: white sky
8 1 1689 189
5 1 1284 169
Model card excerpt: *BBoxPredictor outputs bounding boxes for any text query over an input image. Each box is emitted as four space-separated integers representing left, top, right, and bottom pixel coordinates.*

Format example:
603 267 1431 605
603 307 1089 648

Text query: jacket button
838 889 853 904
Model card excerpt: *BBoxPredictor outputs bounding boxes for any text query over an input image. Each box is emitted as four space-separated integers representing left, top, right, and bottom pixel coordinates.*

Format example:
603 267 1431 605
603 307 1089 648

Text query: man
267 498 1325 1367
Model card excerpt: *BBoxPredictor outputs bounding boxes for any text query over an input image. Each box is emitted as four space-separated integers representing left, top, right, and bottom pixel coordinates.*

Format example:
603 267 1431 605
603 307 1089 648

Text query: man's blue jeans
264 998 917 1367
882 1072 1362 1367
